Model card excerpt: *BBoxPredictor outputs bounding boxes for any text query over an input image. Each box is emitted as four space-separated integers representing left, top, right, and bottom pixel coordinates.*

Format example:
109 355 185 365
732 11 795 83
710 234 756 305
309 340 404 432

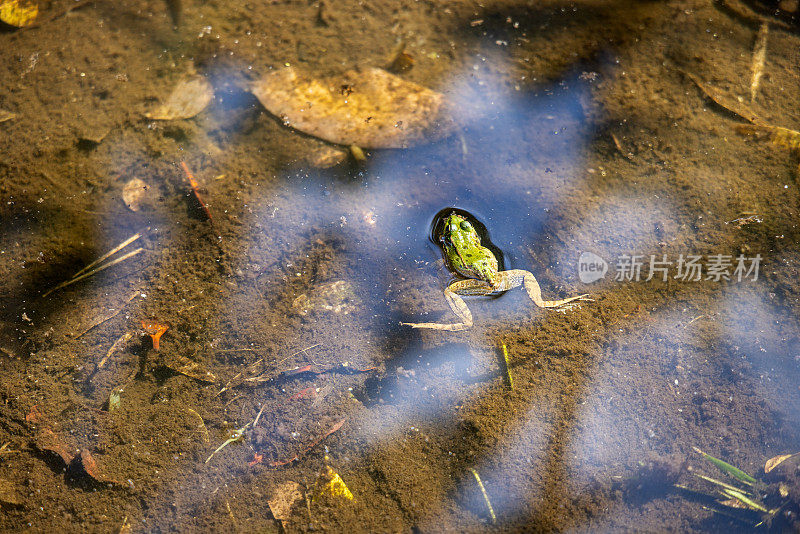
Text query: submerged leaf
145 75 213 120
0 0 38 27
694 447 757 486
267 481 303 521
122 178 151 212
249 66 455 148
765 452 799 474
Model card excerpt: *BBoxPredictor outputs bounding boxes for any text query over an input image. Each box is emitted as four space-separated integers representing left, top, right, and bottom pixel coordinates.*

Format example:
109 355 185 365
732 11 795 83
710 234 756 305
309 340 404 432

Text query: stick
180 161 213 223
97 332 133 368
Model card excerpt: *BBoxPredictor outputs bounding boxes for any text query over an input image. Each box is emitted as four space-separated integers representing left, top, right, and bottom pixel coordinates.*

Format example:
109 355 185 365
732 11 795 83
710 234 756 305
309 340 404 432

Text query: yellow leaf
765 452 798 474
0 0 38 27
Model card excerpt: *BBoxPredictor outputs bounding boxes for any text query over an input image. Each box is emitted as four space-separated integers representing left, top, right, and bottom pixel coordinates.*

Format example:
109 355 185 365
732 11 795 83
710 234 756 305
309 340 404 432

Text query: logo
578 251 608 283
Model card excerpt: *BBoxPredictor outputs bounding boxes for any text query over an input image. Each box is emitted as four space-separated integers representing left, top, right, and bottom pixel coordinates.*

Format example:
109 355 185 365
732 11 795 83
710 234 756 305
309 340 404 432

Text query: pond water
1 0 800 531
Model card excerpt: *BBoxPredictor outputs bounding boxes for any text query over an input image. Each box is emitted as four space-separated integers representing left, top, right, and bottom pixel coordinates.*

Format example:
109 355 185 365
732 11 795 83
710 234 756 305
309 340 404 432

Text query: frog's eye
459 220 472 231
448 223 459 234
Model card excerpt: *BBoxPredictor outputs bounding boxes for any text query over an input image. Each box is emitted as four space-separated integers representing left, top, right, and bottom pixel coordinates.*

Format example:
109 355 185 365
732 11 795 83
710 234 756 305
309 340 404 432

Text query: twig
180 161 213 223
97 332 133 368
76 291 140 338
269 419 345 467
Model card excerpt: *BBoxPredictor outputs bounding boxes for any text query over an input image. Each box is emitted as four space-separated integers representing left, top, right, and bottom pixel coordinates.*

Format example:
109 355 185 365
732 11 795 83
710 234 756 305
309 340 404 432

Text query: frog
402 212 591 331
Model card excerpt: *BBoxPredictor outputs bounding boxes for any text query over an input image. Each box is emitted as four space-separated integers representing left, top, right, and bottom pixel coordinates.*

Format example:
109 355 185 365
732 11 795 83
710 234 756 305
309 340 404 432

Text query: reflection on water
1 0 800 531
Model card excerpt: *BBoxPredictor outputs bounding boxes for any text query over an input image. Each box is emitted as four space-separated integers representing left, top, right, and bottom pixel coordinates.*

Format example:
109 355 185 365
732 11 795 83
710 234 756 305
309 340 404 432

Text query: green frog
402 212 591 331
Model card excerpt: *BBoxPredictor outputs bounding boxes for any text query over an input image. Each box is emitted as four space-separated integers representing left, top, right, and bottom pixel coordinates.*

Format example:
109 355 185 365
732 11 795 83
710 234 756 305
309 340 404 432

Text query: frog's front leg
401 279 492 331
498 269 591 308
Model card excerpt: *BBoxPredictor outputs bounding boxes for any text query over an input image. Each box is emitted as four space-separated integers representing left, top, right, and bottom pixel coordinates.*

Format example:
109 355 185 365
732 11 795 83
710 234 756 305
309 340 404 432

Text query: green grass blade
693 447 756 486
693 473 751 495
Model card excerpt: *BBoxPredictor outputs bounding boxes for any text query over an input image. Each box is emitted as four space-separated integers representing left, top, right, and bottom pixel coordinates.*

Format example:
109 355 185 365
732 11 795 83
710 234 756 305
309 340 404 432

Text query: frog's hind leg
501 269 591 309
401 279 490 331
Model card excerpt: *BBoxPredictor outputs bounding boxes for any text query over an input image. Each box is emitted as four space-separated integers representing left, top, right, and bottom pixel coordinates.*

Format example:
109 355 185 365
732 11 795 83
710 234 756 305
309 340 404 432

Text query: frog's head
441 213 500 284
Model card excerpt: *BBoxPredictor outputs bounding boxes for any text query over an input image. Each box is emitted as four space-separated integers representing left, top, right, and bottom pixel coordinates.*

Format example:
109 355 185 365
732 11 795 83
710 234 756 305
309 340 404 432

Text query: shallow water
1 0 800 532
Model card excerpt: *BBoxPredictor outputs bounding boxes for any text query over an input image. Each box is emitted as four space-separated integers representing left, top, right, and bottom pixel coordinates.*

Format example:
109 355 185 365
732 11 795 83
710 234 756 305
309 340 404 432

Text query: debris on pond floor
498 343 514 390
122 178 152 212
469 468 497 524
248 66 455 148
673 446 800 527
141 320 168 351
0 0 37 27
185 408 209 443
292 280 359 316
97 332 133 370
33 428 77 466
180 161 213 223
267 481 303 521
107 387 122 412
162 353 217 383
145 74 213 120
79 449 120 485
313 459 353 502
0 478 23 507
0 109 17 122
681 70 763 125
736 123 800 152
205 423 249 464
43 232 145 298
384 41 415 74
304 145 348 168
749 22 769 102
270 418 345 467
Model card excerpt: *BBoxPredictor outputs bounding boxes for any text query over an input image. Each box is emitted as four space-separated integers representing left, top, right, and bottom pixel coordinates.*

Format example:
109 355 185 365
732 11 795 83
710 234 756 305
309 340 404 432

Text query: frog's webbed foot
402 279 489 331
501 269 591 310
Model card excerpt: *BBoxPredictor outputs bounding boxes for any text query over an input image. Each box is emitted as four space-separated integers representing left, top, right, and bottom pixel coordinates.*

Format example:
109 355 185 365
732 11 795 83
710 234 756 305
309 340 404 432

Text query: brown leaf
34 428 77 466
249 66 455 148
267 481 303 521
80 449 120 484
145 75 213 120
122 178 151 212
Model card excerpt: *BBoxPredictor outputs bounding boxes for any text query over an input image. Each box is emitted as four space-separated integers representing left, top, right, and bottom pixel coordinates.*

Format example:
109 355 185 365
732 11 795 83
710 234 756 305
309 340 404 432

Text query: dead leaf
0 0 38 27
145 75 213 120
249 66 455 148
267 481 303 521
765 452 798 474
683 70 763 125
122 178 151 212
34 428 77 466
80 449 120 484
